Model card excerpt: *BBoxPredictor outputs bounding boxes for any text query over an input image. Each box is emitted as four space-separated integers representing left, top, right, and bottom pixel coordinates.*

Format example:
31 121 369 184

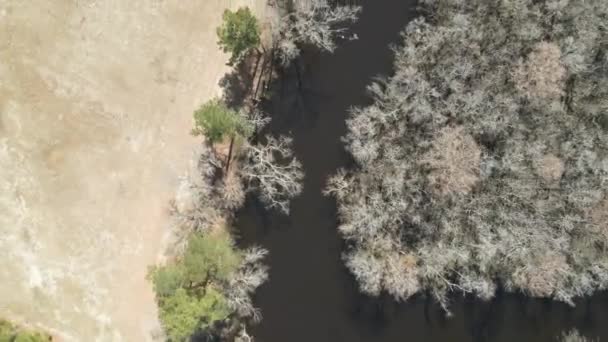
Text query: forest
327 0 608 313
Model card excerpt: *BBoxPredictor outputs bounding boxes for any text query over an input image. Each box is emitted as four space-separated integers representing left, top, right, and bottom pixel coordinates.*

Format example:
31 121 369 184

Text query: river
235 1 608 341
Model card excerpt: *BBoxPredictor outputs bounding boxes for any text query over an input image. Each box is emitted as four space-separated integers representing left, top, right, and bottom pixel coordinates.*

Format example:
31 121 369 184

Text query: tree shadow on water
219 54 260 110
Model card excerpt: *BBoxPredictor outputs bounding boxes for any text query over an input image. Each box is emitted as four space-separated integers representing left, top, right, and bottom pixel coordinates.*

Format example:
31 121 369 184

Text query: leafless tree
560 329 597 342
273 0 361 65
227 247 269 322
242 135 304 214
328 0 608 312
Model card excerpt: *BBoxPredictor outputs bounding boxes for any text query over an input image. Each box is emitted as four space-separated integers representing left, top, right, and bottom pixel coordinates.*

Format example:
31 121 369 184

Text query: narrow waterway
236 1 608 341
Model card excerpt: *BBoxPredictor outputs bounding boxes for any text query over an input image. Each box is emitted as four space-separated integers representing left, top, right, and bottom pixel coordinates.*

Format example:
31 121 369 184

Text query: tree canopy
217 7 260 65
158 288 230 342
328 0 608 312
192 99 250 143
149 231 242 341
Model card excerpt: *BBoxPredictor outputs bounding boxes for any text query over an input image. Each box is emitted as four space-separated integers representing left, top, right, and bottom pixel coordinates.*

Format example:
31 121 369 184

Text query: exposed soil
0 0 267 340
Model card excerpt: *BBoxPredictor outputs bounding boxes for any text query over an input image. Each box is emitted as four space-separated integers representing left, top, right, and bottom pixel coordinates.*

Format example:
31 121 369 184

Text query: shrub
0 319 50 342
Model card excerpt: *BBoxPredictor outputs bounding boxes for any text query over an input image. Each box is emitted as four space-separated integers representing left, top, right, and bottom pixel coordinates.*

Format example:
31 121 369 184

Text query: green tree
148 264 185 298
182 231 242 287
216 7 260 65
192 99 249 143
158 288 230 342
192 99 252 172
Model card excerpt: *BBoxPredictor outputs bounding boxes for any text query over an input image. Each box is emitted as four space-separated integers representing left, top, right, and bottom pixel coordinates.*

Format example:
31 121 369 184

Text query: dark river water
235 1 608 341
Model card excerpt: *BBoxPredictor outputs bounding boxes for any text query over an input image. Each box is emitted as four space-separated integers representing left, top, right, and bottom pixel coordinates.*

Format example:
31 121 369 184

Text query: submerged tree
560 329 597 342
242 135 304 214
192 98 303 214
217 7 261 65
328 0 608 313
273 0 361 65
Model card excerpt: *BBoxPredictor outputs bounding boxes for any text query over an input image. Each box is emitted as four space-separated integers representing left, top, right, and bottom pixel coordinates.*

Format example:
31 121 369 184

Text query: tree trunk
226 135 235 174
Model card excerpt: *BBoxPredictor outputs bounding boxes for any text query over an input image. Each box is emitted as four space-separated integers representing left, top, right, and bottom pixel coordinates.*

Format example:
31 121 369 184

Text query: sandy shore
0 0 267 340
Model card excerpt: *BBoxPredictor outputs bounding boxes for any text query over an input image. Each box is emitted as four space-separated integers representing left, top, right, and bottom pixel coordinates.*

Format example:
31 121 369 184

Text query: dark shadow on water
219 53 260 109
234 1 608 341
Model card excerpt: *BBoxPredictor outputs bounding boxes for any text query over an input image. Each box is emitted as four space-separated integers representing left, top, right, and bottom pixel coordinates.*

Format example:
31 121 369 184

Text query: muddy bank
236 1 608 341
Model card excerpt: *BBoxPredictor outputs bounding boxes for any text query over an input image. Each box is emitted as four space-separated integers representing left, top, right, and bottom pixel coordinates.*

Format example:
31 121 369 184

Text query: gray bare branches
273 0 361 65
242 135 304 214
328 0 608 312
228 247 269 322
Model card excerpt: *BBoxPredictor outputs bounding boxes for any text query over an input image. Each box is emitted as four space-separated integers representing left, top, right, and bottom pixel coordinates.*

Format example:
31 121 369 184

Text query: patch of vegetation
0 319 51 342
148 231 241 341
217 7 261 65
327 0 608 313
192 99 251 144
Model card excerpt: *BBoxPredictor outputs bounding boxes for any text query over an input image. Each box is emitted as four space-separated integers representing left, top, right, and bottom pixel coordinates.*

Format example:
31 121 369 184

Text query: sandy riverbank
0 1 268 340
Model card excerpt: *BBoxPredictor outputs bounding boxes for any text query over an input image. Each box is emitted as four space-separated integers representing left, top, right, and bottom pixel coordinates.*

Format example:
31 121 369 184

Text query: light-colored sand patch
0 0 268 340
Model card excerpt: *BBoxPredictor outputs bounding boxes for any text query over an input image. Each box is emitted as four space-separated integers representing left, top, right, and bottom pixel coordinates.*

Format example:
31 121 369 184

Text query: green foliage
158 288 230 342
149 232 242 340
192 99 250 143
216 7 260 65
182 231 242 286
0 319 50 342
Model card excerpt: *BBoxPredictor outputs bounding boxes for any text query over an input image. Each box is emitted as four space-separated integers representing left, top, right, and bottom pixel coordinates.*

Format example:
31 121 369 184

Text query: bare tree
328 0 608 312
242 135 304 214
227 247 269 322
273 0 361 65
560 329 597 342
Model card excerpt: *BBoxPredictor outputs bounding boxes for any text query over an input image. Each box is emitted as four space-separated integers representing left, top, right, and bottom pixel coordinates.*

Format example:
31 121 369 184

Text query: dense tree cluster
192 98 303 215
327 0 608 312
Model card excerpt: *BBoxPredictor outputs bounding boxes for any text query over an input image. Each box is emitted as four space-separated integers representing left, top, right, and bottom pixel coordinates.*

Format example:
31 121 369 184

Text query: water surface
236 1 608 341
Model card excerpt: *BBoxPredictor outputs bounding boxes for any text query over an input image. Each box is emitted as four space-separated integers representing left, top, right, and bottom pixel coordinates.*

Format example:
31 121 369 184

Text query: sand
0 0 267 340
